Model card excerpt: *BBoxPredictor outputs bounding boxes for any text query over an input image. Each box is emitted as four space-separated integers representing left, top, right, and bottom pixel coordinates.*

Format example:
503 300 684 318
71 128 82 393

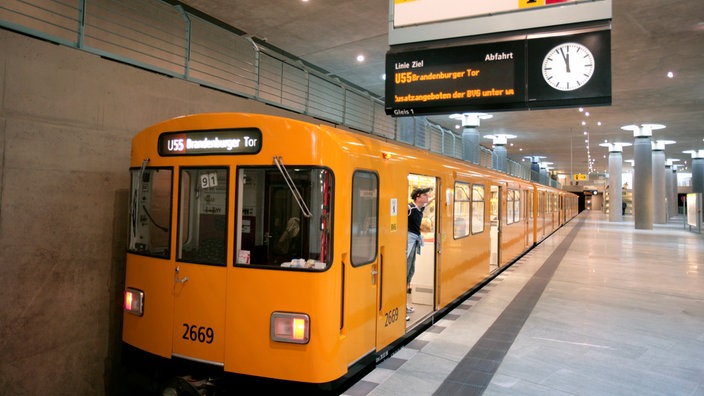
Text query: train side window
507 189 520 224
507 190 515 225
177 168 229 266
453 182 470 239
471 184 485 234
236 167 332 270
128 167 173 257
350 171 378 266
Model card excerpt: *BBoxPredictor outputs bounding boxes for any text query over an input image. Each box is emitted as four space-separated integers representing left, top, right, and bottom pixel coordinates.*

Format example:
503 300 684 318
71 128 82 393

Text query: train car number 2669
182 323 215 344
384 307 400 326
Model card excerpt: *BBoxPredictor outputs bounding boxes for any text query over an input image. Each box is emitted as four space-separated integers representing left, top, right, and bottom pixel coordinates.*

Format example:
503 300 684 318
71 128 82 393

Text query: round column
462 126 480 164
671 165 679 217
600 142 631 222
450 113 492 165
485 134 516 173
539 162 553 185
665 164 673 218
623 124 665 230
664 159 679 219
651 140 674 224
691 151 704 194
525 155 546 183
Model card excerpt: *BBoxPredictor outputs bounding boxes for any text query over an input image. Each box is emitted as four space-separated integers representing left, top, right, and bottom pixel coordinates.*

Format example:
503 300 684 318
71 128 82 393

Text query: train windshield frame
235 166 333 270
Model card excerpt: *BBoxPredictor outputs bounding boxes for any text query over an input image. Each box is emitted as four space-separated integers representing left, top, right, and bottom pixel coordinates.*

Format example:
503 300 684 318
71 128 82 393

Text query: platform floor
342 211 704 396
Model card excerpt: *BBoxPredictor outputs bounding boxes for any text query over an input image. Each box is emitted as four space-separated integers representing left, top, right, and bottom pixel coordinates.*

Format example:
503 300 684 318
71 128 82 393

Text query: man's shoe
406 306 415 313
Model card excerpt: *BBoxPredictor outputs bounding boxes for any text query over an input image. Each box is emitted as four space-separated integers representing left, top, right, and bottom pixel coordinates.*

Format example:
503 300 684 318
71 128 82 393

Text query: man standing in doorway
407 187 433 320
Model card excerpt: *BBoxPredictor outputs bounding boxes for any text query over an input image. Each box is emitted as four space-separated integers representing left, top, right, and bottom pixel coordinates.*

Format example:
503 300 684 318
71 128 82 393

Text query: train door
406 175 437 324
171 168 229 364
350 171 378 354
489 185 501 271
525 189 534 246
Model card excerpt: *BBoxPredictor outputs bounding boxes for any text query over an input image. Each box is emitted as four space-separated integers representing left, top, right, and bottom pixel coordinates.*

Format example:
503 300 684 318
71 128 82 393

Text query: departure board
385 40 526 116
385 27 611 116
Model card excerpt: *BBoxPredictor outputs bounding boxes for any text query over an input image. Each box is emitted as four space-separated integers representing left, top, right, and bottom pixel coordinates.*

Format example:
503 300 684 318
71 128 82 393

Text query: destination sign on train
385 40 526 116
158 128 262 155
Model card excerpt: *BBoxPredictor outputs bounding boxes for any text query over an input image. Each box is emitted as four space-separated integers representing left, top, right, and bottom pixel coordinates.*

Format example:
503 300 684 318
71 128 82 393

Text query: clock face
542 42 595 91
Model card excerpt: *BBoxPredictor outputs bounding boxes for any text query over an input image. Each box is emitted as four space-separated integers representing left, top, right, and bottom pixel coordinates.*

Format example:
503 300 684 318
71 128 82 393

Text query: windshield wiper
273 156 312 218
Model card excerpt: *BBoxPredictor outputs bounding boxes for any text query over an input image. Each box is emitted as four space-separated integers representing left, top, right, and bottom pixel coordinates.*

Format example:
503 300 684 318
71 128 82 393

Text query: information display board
385 27 611 116
386 40 525 116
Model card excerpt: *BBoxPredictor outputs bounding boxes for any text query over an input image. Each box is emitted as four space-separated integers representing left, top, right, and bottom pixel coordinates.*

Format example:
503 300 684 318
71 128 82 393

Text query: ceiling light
667 71 674 78
449 113 493 127
356 54 365 62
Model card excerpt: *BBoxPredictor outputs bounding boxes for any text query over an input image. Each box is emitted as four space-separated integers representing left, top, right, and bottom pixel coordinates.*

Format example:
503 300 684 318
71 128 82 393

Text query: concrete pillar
450 113 492 165
670 166 679 216
664 158 680 219
494 144 507 172
485 134 515 173
539 161 553 185
531 160 540 181
633 136 653 228
600 142 631 222
540 167 549 184
525 155 545 183
651 140 674 224
462 126 480 164
665 164 673 218
687 150 704 194
623 124 665 230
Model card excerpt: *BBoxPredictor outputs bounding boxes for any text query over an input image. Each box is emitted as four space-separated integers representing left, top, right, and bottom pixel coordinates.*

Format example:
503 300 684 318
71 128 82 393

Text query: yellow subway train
122 112 577 394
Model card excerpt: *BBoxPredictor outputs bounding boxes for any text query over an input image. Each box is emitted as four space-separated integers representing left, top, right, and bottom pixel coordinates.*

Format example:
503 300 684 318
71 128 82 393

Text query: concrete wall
0 28 330 395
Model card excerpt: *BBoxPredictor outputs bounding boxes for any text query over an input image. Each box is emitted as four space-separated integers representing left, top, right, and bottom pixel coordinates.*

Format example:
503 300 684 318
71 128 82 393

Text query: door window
177 168 229 265
351 171 378 266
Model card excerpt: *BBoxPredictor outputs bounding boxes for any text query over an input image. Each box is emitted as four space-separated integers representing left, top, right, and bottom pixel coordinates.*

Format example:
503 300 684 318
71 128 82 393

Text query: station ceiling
179 0 704 179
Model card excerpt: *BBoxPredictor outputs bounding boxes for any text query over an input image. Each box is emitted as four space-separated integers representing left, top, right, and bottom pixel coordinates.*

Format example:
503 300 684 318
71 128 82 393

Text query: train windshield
237 166 332 270
128 167 173 257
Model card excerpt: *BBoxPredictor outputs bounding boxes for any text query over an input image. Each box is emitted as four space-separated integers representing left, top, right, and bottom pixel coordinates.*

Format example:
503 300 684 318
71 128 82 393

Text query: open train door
406 175 438 325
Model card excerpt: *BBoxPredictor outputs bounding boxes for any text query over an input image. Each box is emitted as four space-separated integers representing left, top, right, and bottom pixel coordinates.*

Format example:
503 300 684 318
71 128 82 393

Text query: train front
121 113 365 391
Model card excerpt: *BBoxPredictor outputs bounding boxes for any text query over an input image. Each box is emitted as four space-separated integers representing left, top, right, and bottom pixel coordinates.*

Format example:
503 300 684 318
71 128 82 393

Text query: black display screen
385 27 611 116
158 128 262 156
385 40 526 116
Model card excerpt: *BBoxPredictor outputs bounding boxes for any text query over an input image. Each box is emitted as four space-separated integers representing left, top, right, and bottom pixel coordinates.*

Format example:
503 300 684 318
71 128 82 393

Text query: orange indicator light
270 312 310 344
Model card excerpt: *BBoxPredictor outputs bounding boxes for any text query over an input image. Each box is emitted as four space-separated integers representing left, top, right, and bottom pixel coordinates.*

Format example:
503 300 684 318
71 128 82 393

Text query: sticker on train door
390 198 398 232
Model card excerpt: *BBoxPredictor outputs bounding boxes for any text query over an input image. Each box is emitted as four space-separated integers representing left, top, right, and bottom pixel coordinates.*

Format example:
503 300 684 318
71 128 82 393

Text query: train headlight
270 312 310 344
123 288 144 316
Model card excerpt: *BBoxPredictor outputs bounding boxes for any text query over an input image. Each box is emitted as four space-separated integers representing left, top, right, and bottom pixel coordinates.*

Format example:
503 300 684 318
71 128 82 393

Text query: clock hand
559 48 571 73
